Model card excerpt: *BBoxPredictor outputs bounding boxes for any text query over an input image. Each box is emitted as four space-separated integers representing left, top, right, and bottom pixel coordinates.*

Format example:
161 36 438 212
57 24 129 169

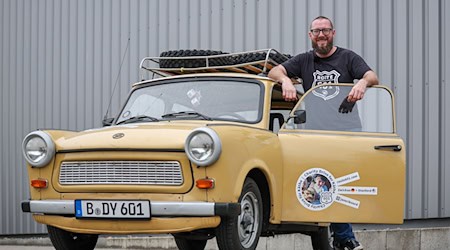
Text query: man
268 16 378 250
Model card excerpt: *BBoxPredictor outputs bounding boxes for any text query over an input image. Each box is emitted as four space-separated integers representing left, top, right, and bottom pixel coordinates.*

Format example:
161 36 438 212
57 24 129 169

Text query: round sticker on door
296 168 379 210
296 168 337 211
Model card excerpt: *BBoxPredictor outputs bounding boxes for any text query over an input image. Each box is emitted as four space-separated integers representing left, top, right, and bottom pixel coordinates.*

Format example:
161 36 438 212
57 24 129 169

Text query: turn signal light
31 179 48 189
196 178 215 189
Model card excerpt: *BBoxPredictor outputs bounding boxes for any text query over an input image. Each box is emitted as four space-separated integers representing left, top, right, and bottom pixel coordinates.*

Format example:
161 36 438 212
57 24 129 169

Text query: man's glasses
310 28 333 36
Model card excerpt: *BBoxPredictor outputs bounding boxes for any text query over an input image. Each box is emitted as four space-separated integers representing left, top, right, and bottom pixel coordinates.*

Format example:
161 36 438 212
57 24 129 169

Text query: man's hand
268 65 298 102
339 97 356 113
281 80 298 102
347 79 367 102
348 70 379 102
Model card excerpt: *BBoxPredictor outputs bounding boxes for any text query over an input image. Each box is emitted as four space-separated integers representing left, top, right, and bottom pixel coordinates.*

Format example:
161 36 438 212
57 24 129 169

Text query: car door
278 84 405 224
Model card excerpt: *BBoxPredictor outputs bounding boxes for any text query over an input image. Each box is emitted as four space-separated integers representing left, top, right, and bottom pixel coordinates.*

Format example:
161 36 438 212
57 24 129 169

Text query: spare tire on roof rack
159 49 233 68
230 51 292 73
233 51 292 65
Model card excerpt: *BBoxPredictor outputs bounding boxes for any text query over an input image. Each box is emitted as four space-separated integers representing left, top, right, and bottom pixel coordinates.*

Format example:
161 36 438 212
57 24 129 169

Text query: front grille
59 161 183 185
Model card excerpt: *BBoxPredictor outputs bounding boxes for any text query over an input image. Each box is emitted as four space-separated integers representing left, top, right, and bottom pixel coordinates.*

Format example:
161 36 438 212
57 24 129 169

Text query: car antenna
103 36 131 122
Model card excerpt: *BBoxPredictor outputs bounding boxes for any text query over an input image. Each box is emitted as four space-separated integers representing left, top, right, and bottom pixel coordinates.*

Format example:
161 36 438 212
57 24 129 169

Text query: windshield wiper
116 115 160 125
162 111 212 120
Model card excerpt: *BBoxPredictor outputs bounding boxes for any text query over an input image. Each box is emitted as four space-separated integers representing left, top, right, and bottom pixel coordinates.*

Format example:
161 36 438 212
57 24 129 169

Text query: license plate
75 200 151 219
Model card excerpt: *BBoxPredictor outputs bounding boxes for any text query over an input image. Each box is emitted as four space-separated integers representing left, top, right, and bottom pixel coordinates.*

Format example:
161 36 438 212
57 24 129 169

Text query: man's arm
268 65 298 101
347 70 379 102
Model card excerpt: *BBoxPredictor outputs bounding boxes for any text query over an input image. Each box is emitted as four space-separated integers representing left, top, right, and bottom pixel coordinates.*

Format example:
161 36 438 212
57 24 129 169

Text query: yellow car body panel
203 125 284 223
279 132 405 224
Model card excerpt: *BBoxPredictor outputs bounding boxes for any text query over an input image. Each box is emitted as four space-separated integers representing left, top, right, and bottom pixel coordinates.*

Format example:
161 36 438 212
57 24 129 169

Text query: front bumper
22 200 240 217
22 200 240 234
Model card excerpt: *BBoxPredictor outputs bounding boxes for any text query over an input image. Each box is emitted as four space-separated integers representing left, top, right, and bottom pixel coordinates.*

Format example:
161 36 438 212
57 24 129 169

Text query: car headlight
22 131 55 168
185 127 222 167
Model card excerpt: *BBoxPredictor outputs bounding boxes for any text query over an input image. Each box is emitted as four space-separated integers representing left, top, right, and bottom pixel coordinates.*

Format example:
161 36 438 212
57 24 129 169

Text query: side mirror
102 117 114 127
293 110 306 124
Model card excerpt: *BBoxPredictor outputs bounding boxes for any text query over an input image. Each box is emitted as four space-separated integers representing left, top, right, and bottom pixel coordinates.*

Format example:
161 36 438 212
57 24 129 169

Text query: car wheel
159 49 232 68
216 177 263 250
232 51 292 72
47 225 98 250
310 226 333 250
174 236 207 250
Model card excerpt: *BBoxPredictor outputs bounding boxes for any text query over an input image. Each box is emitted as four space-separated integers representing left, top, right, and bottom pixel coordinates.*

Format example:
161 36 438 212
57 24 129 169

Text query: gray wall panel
222 0 233 52
268 0 282 51
379 0 393 90
211 0 222 49
281 0 294 53
364 0 379 76
425 0 440 218
1 0 449 234
334 0 349 49
444 0 450 218
188 0 199 49
234 0 245 51
1 0 10 233
255 0 268 49
409 0 425 219
393 0 410 218
349 0 363 56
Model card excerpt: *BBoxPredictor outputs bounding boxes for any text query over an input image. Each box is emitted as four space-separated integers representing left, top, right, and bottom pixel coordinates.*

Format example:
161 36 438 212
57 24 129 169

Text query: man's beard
312 39 333 55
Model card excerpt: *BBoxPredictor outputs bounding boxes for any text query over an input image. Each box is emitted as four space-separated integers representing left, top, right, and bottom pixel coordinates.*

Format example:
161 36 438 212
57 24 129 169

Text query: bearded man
268 16 376 250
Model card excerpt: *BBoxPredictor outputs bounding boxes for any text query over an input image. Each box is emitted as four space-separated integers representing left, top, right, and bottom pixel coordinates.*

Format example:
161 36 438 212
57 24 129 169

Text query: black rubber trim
21 201 31 212
214 203 241 217
57 148 185 153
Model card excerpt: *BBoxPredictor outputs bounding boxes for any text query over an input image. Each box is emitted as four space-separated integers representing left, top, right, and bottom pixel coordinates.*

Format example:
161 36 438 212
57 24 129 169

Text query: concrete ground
1 227 450 250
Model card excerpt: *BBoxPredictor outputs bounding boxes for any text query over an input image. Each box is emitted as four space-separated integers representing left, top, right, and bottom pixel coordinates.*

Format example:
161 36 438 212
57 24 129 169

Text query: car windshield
116 79 263 124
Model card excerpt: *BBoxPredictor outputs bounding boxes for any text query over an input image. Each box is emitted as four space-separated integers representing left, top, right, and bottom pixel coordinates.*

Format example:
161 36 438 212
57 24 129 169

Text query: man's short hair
310 16 334 29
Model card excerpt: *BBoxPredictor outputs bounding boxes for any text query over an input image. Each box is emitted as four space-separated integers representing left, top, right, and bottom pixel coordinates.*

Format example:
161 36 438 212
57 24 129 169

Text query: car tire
47 225 98 250
310 226 333 250
215 177 263 250
159 49 232 68
232 51 292 73
174 237 207 250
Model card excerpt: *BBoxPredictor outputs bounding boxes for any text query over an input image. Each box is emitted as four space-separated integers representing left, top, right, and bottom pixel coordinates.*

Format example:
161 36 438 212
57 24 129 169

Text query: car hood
50 122 211 151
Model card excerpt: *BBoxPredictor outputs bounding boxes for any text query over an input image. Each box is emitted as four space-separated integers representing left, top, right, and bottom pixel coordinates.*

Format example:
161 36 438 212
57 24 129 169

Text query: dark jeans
331 223 355 242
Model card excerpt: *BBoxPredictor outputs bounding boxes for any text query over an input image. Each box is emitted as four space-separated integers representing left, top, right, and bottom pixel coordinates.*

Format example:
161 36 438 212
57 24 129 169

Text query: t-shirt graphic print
312 70 341 101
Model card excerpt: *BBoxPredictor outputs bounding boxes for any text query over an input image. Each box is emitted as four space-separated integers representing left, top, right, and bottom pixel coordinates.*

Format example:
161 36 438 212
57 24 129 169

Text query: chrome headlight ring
185 127 222 167
22 131 55 168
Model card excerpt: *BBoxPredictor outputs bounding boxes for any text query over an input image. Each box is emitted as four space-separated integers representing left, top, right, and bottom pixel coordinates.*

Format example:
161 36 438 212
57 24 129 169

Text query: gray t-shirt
282 47 372 131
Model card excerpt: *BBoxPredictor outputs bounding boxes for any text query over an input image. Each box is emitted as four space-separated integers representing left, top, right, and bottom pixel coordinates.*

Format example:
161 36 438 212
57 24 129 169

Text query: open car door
279 84 405 224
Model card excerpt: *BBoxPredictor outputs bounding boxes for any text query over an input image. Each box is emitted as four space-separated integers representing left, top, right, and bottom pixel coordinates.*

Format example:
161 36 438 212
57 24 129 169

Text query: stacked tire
159 50 233 68
158 49 292 69
233 51 291 65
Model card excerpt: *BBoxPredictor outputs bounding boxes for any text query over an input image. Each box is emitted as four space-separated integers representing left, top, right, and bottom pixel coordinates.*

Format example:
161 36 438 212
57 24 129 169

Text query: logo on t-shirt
312 70 341 100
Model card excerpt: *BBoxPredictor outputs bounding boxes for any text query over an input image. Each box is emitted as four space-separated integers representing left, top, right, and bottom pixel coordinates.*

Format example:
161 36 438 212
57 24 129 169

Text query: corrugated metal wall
1 0 449 234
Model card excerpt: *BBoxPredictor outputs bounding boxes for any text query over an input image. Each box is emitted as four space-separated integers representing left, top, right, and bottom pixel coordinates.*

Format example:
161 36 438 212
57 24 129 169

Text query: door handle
374 145 402 151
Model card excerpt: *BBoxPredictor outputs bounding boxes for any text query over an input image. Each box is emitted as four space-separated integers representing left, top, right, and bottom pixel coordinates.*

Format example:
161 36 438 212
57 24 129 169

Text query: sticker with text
296 168 378 211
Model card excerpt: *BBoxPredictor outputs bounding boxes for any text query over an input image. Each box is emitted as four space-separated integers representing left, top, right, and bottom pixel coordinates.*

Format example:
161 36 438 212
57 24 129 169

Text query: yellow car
22 49 405 250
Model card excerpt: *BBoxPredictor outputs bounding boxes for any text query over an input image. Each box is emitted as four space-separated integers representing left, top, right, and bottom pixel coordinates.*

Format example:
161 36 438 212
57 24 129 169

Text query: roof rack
139 48 291 80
